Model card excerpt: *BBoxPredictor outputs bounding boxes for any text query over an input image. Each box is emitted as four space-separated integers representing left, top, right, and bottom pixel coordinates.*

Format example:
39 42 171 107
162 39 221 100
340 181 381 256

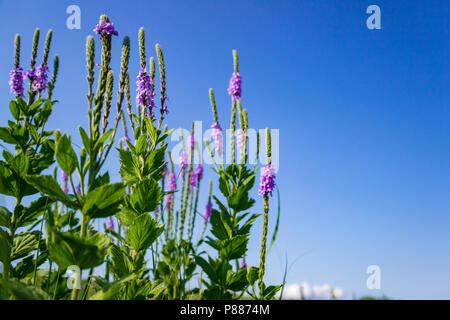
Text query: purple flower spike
227 72 242 101
106 217 114 230
75 184 81 194
189 171 197 188
164 172 177 209
9 68 24 97
239 260 247 269
179 150 187 170
163 166 168 176
189 135 195 149
211 122 223 156
136 68 155 118
258 163 276 197
195 164 203 181
203 202 212 224
31 64 48 92
93 21 118 39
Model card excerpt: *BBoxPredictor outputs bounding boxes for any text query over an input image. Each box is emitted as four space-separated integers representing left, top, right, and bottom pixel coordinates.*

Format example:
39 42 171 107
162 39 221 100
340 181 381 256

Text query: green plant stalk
258 128 272 299
230 101 236 164
181 123 195 238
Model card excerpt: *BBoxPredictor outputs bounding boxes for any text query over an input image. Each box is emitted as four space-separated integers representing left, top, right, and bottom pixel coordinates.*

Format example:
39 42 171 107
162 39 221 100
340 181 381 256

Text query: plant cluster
0 15 280 300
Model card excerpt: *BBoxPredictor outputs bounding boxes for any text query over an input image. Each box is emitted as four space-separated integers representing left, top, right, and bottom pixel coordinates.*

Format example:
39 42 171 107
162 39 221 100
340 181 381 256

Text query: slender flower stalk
179 123 195 241
258 128 274 298
47 55 59 100
156 44 167 128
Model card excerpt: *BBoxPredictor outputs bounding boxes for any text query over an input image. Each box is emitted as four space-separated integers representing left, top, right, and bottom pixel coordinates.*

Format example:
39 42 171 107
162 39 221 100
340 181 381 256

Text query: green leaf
227 267 248 291
82 183 125 219
25 175 77 208
127 213 163 252
78 126 91 152
89 274 137 300
194 255 218 284
0 127 17 144
110 244 133 278
55 134 78 175
0 228 11 264
15 196 52 228
49 230 110 270
11 231 40 261
210 209 229 240
9 101 20 121
93 129 114 154
0 207 11 228
8 280 51 300
118 149 141 184
127 177 161 214
135 133 147 155
246 266 259 286
219 235 248 260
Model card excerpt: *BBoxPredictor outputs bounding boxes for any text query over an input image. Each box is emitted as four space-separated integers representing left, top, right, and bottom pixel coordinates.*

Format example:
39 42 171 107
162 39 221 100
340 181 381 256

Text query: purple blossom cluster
93 21 118 39
9 68 24 97
211 122 223 156
195 164 203 181
179 150 187 170
258 163 276 196
189 171 197 188
227 72 242 101
136 68 155 118
203 201 212 223
165 172 177 208
32 64 48 92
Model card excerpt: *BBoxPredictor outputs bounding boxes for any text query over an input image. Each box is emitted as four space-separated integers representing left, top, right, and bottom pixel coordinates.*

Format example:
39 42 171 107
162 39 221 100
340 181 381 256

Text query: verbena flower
163 166 168 176
258 163 276 196
227 72 242 101
195 164 203 181
31 64 48 92
136 67 154 118
179 150 187 170
239 260 247 269
211 122 223 155
165 172 176 208
75 184 81 194
189 134 195 149
93 21 118 39
106 217 114 230
203 202 212 223
189 171 197 188
9 68 24 97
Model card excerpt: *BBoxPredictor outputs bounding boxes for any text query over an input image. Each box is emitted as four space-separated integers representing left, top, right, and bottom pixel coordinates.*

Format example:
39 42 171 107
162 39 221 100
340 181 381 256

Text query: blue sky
0 0 448 299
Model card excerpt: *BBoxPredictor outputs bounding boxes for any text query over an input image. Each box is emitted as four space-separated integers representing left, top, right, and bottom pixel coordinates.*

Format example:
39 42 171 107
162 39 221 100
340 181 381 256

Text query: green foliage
0 19 283 302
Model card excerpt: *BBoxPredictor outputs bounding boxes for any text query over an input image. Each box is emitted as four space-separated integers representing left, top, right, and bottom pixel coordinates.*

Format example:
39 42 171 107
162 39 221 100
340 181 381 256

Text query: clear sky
0 0 448 299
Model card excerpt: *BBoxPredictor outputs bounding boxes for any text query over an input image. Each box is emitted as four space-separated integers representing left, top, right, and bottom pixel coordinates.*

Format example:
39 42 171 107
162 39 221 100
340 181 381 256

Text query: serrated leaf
82 183 125 219
127 214 163 252
11 231 40 261
25 175 77 208
55 134 78 175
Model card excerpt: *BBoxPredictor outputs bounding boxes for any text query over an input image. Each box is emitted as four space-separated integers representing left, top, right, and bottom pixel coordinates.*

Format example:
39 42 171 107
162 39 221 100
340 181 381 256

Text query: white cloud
280 282 344 300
